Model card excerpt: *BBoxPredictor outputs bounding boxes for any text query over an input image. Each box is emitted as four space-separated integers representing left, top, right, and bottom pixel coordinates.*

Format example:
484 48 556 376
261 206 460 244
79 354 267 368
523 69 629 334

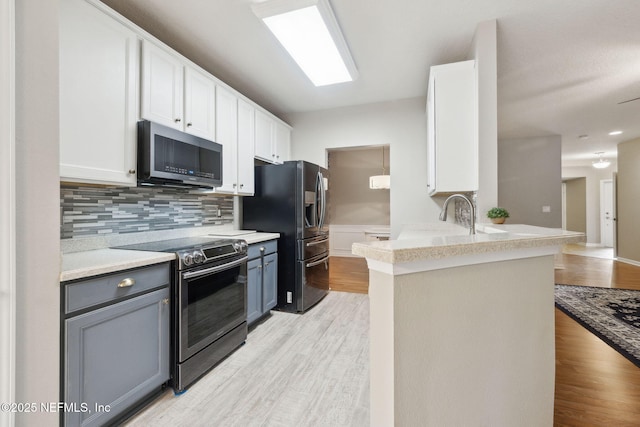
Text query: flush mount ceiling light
592 152 611 169
252 0 358 86
369 146 390 189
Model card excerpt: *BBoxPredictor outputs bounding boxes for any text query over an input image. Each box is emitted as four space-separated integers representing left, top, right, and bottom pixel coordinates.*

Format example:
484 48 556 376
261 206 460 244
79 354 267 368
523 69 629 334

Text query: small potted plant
487 207 510 224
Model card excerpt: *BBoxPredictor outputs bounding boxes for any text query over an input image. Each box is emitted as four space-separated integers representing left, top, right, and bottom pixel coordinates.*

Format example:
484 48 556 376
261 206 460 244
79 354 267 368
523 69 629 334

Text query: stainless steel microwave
137 120 223 188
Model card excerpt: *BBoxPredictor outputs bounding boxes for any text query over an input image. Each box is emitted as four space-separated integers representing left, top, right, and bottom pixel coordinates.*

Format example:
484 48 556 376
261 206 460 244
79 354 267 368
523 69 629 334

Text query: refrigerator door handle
306 255 329 268
318 171 327 229
306 237 329 247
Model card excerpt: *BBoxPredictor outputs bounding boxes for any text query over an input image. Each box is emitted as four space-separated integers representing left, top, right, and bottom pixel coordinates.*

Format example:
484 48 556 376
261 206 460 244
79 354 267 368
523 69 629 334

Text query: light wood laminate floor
125 291 369 427
127 252 640 426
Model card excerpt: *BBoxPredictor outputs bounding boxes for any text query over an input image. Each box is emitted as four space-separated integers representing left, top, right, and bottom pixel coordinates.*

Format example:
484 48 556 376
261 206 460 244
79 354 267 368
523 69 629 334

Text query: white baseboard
616 257 640 267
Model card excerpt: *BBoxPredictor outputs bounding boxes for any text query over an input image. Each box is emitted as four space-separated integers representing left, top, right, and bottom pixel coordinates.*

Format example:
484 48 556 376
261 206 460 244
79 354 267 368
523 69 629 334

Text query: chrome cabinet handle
175 118 182 123
128 169 136 175
162 298 169 305
117 278 135 288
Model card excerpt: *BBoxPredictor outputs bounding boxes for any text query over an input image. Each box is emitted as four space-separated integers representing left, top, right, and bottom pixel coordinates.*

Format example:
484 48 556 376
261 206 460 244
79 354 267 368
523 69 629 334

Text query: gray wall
327 147 390 225
564 178 586 233
617 138 640 263
15 0 60 424
498 136 562 227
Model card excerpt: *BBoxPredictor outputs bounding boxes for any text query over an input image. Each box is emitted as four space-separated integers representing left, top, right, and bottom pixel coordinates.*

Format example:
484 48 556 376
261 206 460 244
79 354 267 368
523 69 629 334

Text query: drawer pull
162 298 169 305
117 278 135 288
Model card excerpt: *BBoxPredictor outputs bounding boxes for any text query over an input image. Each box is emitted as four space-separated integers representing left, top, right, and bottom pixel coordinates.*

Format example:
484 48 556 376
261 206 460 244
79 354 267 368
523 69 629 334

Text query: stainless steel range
117 237 248 393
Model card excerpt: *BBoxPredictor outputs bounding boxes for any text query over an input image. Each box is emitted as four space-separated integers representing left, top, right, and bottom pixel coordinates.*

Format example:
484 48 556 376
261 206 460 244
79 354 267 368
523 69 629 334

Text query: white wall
562 163 617 244
285 98 443 238
15 1 60 425
1 0 16 425
469 20 498 218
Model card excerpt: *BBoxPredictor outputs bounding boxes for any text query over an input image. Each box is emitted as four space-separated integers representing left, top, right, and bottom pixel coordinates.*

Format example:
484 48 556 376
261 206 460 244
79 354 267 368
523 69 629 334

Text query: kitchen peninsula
353 223 584 427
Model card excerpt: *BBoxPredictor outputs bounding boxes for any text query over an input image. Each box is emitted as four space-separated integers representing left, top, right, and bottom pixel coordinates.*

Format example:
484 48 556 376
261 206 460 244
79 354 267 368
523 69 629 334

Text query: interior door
600 179 614 248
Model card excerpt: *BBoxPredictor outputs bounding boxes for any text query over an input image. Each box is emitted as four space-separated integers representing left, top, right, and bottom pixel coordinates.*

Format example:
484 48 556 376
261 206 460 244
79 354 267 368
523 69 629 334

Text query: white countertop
352 222 584 265
207 231 280 245
61 249 175 282
60 231 280 282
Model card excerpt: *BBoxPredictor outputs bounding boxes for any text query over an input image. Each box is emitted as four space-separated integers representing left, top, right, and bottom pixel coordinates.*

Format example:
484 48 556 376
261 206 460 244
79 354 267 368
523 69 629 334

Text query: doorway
326 145 390 257
563 178 587 234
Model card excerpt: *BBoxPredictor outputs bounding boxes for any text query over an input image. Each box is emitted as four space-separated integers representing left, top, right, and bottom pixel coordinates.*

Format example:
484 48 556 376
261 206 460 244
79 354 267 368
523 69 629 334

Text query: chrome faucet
439 194 476 235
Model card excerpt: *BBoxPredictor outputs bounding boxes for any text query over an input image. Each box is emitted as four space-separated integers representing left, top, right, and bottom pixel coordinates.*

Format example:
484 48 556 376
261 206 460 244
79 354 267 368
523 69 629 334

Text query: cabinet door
247 258 262 325
59 0 138 186
427 60 477 195
237 99 255 195
254 109 274 162
184 67 216 140
65 287 170 427
274 122 291 164
262 252 278 311
141 41 184 130
215 85 238 194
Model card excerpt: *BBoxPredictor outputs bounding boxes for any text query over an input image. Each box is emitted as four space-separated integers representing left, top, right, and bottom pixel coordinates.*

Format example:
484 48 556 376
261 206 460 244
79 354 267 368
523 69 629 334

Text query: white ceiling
101 0 640 167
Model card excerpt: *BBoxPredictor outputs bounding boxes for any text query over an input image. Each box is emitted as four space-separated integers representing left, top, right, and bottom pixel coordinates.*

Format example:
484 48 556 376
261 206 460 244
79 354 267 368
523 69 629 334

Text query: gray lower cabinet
247 240 278 326
62 263 171 427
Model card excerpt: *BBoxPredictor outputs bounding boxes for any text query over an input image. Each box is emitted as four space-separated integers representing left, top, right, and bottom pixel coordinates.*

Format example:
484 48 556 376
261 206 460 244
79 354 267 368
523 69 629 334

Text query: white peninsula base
354 223 584 426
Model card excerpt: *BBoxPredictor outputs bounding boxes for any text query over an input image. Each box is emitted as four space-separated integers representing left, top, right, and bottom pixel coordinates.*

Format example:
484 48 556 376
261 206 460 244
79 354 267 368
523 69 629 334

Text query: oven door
177 256 247 362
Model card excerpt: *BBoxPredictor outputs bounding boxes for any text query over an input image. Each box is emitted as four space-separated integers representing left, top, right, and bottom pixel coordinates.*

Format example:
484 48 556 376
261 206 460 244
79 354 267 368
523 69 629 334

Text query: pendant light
592 152 611 169
369 146 390 189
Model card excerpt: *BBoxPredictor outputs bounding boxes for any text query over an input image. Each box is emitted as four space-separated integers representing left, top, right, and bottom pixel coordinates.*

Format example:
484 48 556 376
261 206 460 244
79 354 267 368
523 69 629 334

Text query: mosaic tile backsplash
61 185 234 239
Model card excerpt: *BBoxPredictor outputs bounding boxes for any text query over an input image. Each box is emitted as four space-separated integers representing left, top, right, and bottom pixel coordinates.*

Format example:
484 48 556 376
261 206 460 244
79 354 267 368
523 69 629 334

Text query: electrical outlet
542 206 551 213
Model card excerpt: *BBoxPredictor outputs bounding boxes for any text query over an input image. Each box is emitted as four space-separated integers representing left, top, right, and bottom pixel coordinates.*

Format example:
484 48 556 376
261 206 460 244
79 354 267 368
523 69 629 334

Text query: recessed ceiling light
608 130 623 136
578 134 589 140
252 0 358 87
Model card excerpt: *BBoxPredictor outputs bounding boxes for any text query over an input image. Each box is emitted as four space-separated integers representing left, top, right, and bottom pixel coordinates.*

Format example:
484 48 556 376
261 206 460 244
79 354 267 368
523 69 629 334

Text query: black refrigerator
242 160 329 313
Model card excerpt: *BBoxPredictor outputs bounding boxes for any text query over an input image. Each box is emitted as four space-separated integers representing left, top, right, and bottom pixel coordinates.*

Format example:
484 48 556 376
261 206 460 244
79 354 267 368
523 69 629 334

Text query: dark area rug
555 284 640 368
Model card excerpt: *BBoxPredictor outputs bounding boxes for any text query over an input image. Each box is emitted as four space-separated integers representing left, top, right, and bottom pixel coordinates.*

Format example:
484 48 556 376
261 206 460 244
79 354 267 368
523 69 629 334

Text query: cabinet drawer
248 240 278 259
64 263 171 314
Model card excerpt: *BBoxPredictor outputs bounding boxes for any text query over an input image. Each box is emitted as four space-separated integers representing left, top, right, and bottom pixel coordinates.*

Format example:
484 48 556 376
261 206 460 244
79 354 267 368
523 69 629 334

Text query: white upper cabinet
59 0 139 186
274 122 291 165
141 40 216 141
141 41 183 130
426 60 478 195
237 99 256 195
184 67 216 140
254 109 274 162
215 85 239 194
255 109 291 165
215 87 255 195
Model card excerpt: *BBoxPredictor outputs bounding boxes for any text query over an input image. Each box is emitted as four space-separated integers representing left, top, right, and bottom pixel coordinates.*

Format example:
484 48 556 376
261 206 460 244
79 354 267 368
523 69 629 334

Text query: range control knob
193 251 205 264
183 253 194 267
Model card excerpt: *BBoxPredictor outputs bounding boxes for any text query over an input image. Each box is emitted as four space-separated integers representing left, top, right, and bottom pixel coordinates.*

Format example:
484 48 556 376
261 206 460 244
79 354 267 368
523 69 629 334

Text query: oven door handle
306 255 329 268
306 238 329 247
182 256 248 280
